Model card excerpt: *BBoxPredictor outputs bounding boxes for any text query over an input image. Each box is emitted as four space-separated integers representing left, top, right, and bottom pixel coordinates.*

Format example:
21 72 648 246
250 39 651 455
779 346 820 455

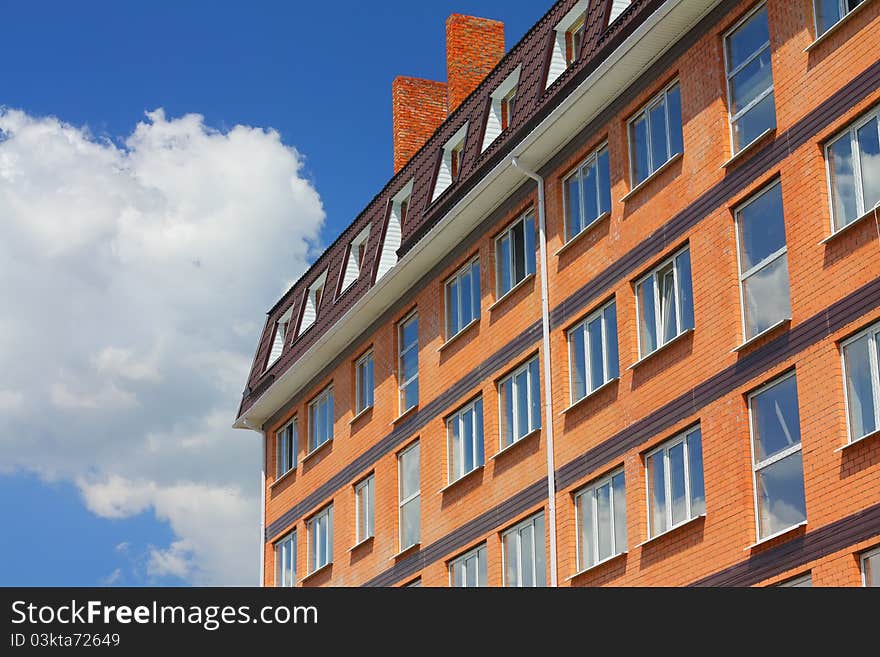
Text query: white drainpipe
244 420 267 587
511 155 558 588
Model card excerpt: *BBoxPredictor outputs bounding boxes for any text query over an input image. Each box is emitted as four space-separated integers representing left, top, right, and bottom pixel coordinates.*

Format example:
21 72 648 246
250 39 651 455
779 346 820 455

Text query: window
274 531 296 587
501 87 517 131
447 397 485 484
340 224 371 292
355 350 374 415
299 271 328 335
841 321 880 443
483 67 521 150
568 299 619 404
575 469 627 571
307 506 333 573
748 373 807 541
825 106 880 232
862 546 880 587
398 442 420 551
433 123 468 201
495 213 536 298
734 181 791 340
724 4 775 155
308 386 334 453
547 1 588 87
275 419 297 478
498 356 541 449
566 14 585 65
628 81 683 186
354 475 374 544
635 246 695 358
445 258 480 339
502 513 546 587
398 312 419 414
646 426 705 539
814 0 866 37
266 306 293 369
776 573 812 587
376 180 413 281
449 544 487 587
564 144 611 241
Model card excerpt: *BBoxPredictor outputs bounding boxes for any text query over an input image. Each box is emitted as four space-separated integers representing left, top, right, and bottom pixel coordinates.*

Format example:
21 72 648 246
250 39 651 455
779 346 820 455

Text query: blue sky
0 1 543 586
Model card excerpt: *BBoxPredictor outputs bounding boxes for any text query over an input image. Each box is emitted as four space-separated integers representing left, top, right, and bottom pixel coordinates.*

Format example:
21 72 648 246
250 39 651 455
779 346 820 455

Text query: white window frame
497 356 541 450
733 180 790 342
747 371 806 542
266 305 293 370
840 321 880 444
824 105 880 233
445 257 481 339
644 426 705 539
448 543 488 587
813 0 867 37
398 441 421 552
494 212 536 299
275 418 297 479
501 513 546 587
397 311 419 415
567 299 618 405
483 67 521 151
776 572 812 587
354 349 374 415
861 545 880 587
307 505 333 574
627 80 682 186
563 143 611 242
723 2 775 155
574 469 627 571
274 530 296 587
446 396 485 484
354 475 374 545
307 385 334 453
634 245 693 358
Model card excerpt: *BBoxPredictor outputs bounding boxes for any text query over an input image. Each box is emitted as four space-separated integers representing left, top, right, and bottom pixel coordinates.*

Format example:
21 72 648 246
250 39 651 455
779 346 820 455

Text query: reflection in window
814 0 866 37
646 426 705 539
776 573 812 587
276 419 297 478
447 397 485 484
841 321 880 443
355 350 374 414
398 442 420 551
564 144 611 241
826 107 880 232
862 547 880 587
308 386 334 452
567 299 619 404
628 81 684 186
308 505 333 573
635 246 695 358
495 214 536 298
449 544 487 587
502 513 546 587
748 373 807 540
498 356 541 449
354 475 374 544
445 259 480 339
734 181 791 340
398 312 419 414
575 470 626 571
275 531 296 587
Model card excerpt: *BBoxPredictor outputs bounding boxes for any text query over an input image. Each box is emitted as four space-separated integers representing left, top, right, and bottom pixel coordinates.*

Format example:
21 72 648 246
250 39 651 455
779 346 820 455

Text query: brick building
234 0 880 587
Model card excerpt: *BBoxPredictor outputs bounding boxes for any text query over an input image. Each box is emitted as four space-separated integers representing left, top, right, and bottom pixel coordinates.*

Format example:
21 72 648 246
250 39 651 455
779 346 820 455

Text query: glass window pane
631 116 650 185
465 554 476 587
400 445 420 498
612 472 627 554
403 379 418 411
529 358 541 432
733 93 776 153
730 49 772 114
478 546 487 586
578 492 594 569
828 134 859 229
520 524 535 587
402 317 418 349
471 261 480 321
449 417 461 481
475 398 485 466
648 451 667 536
566 173 582 238
524 215 537 277
856 118 880 211
742 254 791 338
660 266 679 344
504 531 518 586
498 235 512 294
512 220 526 283
667 85 684 157
402 497 420 547
843 334 878 441
501 378 514 447
462 408 474 474
675 250 695 331
649 99 669 171
604 303 619 378
726 6 769 71
737 184 786 271
596 483 612 562
582 161 599 227
588 316 605 391
447 279 459 335
460 269 473 327
669 442 687 526
638 277 657 355
815 0 842 35
533 515 546 586
751 375 802 461
688 430 706 517
756 451 807 538
570 326 587 401
450 562 461 587
515 370 529 439
864 551 880 587
597 148 611 216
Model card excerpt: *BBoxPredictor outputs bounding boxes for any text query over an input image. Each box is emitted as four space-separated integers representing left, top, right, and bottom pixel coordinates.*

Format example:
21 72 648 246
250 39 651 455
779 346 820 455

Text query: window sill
349 536 374 553
389 543 420 561
626 328 694 371
560 378 619 415
834 428 880 453
744 521 807 551
719 128 775 169
299 561 332 584
805 2 873 52
554 212 611 257
438 318 480 352
491 428 540 460
391 405 419 427
438 465 484 494
731 318 790 353
349 405 373 425
620 152 682 203
488 273 536 312
302 438 333 464
636 514 706 548
565 551 628 581
820 205 879 245
269 467 297 490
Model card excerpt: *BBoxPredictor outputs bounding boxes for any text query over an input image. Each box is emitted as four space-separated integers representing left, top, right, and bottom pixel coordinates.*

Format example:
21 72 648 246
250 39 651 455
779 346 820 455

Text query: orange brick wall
263 0 880 587
445 14 505 115
392 77 448 174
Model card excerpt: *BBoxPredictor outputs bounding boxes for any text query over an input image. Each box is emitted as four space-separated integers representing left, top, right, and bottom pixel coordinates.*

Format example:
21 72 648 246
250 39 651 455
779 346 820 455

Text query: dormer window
482 67 521 151
340 224 371 293
376 180 413 282
266 306 293 370
547 0 588 88
298 270 327 336
608 1 632 27
433 123 469 201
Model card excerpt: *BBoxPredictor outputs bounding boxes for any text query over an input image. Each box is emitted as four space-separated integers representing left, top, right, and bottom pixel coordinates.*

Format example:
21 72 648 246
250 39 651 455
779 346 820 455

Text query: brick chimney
392 14 505 173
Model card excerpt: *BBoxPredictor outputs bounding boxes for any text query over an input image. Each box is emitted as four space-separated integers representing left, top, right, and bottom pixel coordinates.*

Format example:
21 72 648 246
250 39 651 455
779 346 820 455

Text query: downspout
245 419 267 587
511 155 558 588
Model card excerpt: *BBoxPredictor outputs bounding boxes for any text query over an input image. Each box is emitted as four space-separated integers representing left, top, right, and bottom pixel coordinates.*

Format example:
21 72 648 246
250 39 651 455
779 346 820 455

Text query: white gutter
511 155 558 588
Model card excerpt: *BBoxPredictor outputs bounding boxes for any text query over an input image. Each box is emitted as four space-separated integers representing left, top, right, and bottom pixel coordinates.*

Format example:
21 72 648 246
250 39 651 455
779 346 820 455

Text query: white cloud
0 107 325 585
99 568 123 586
